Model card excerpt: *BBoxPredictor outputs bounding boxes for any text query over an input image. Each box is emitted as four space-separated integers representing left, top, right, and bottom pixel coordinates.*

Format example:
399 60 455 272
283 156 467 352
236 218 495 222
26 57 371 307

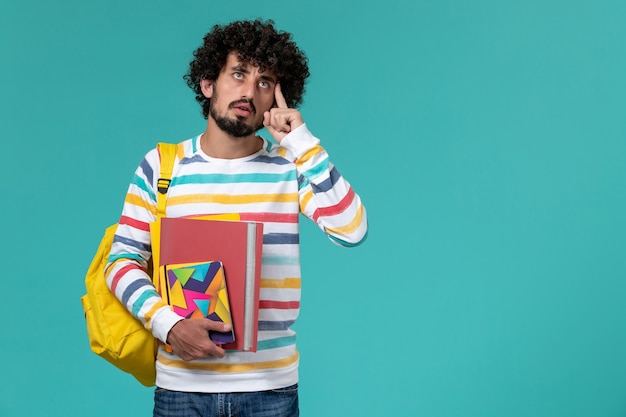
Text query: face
203 52 277 137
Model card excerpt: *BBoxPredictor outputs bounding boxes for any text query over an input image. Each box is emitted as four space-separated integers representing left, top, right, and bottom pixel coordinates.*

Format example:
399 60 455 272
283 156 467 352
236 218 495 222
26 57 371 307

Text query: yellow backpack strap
156 143 178 218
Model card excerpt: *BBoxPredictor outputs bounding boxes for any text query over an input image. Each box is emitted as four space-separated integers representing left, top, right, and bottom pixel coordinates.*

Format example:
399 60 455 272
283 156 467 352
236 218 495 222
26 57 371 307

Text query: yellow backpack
80 143 178 387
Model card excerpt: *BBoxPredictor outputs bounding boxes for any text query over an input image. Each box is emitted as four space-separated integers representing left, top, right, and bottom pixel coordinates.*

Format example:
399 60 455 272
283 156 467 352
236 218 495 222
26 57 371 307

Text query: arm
104 148 228 360
264 85 368 247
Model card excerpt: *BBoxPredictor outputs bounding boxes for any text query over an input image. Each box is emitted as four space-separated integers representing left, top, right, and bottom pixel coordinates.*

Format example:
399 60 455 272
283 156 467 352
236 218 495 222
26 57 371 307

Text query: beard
209 95 264 138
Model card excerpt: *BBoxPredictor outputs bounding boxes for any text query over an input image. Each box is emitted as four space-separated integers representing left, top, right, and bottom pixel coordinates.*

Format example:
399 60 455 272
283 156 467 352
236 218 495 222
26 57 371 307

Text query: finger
200 318 231 332
263 111 271 127
274 83 288 109
276 115 291 133
203 342 225 358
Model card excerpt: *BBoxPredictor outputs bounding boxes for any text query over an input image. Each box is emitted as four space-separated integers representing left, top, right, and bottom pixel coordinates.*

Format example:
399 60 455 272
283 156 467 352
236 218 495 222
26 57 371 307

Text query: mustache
228 99 256 115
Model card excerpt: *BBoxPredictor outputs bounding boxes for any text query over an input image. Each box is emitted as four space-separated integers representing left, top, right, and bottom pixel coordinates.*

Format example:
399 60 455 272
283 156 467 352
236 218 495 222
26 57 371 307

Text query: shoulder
144 136 197 165
135 136 197 179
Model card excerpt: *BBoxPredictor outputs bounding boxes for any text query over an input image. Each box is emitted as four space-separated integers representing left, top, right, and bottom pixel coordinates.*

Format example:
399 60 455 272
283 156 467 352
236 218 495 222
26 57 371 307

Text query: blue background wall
1 0 625 416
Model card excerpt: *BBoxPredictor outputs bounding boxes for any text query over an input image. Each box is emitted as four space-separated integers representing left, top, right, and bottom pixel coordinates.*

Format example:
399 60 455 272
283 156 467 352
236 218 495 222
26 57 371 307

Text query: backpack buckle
157 178 171 194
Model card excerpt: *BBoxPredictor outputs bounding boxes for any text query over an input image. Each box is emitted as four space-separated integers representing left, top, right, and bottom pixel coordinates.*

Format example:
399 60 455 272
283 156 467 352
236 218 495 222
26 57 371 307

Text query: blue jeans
153 384 299 417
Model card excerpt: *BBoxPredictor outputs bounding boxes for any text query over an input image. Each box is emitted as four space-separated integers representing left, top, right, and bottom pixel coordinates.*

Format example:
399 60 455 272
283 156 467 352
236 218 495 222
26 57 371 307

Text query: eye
233 72 243 80
258 80 270 89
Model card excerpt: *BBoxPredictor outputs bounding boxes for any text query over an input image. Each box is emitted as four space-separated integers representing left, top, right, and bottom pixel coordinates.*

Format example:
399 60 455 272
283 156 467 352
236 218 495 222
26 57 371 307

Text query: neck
200 118 263 159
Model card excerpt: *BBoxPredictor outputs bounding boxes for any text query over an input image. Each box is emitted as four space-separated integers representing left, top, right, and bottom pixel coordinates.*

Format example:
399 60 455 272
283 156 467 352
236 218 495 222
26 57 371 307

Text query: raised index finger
274 83 288 109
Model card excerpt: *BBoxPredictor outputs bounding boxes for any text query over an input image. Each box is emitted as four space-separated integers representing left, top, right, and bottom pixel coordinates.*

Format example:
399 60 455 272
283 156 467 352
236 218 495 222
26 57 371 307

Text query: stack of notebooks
151 216 263 351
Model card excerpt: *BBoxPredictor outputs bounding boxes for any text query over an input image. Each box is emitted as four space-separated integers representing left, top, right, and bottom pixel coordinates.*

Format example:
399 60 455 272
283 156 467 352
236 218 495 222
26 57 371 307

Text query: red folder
158 217 263 351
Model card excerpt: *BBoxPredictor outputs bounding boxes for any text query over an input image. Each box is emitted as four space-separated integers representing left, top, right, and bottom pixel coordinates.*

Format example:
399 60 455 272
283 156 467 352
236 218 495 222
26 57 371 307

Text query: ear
200 79 213 98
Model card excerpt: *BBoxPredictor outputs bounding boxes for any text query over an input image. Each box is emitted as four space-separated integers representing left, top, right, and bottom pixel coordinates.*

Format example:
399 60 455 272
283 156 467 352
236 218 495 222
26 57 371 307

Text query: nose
241 78 256 99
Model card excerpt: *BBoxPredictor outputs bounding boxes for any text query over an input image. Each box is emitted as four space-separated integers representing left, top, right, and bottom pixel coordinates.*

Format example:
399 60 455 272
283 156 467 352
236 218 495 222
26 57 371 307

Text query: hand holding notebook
166 316 231 360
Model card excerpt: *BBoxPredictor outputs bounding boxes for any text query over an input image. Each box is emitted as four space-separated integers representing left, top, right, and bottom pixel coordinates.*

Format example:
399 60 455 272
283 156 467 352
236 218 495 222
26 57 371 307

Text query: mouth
230 100 255 117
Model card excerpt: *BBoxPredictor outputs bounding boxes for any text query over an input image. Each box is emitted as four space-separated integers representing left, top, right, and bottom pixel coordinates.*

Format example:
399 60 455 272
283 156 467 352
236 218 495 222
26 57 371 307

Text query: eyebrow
231 65 276 84
231 64 250 74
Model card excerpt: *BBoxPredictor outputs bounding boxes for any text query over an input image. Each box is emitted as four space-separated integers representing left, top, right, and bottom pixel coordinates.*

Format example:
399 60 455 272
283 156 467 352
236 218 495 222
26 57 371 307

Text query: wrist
280 124 319 157
152 307 185 343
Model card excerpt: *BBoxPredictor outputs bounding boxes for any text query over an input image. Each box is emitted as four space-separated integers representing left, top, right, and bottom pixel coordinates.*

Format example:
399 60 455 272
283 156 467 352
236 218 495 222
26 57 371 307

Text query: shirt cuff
151 306 184 343
279 123 320 159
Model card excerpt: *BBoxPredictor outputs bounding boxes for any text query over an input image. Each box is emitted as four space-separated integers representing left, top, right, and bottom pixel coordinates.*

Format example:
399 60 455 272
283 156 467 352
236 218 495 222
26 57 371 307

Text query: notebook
157 217 263 351
161 260 235 345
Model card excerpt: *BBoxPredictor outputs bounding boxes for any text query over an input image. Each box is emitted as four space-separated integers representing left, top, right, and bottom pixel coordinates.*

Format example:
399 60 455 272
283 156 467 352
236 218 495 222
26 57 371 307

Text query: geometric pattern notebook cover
162 260 235 345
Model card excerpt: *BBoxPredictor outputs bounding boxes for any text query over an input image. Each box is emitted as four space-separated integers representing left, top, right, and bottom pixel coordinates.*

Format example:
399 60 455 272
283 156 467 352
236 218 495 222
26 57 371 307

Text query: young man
106 19 368 416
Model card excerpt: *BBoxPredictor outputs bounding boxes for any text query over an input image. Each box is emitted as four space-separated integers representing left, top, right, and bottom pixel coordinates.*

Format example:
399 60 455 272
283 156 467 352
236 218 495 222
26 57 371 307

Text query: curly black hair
184 19 310 119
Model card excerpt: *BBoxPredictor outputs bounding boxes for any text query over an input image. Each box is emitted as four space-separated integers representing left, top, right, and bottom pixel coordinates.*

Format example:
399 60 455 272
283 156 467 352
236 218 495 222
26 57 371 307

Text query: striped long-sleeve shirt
105 124 368 392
